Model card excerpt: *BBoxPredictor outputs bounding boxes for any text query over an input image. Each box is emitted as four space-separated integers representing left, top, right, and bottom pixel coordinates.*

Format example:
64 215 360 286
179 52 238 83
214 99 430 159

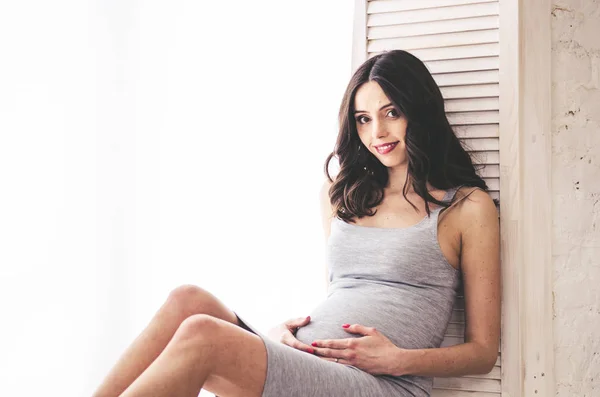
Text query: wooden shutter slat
367 2 500 27
478 164 500 178
467 366 502 380
447 111 499 125
462 138 499 151
445 323 465 336
450 310 465 323
368 29 499 52
368 0 498 14
370 43 500 62
434 70 499 87
431 390 500 397
471 151 499 164
454 124 499 138
369 15 499 39
483 177 499 191
441 83 499 99
433 377 501 393
441 335 464 347
426 56 499 74
446 97 499 112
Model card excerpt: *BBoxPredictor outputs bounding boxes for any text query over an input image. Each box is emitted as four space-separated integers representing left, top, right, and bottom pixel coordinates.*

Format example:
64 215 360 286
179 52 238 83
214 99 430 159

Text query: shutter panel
353 1 502 395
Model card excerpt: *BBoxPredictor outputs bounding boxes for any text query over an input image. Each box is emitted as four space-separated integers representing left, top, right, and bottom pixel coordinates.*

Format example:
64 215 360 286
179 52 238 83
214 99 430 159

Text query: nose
370 118 387 140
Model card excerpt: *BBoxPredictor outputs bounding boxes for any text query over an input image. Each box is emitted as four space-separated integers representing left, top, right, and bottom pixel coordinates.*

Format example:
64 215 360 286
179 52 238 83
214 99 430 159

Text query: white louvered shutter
353 1 502 396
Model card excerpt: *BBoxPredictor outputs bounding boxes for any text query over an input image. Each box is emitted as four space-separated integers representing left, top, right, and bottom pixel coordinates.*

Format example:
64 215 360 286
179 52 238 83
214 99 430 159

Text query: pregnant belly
295 288 446 350
295 290 392 346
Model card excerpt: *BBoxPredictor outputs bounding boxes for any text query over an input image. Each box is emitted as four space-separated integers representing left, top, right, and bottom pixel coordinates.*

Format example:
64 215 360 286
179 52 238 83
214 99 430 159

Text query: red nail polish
308 348 315 354
311 342 318 347
342 324 350 328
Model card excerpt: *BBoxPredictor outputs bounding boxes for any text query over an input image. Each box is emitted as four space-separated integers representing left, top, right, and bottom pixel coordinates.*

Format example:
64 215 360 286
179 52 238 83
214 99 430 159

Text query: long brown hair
324 50 488 223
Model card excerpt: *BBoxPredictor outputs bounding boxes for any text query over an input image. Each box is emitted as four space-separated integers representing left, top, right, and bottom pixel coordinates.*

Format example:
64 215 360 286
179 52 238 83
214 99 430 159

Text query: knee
168 284 205 303
165 284 238 326
175 314 221 343
166 284 207 316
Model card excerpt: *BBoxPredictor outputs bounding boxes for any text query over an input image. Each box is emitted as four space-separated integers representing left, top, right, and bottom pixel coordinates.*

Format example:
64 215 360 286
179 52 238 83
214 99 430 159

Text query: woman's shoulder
452 185 493 204
453 186 498 227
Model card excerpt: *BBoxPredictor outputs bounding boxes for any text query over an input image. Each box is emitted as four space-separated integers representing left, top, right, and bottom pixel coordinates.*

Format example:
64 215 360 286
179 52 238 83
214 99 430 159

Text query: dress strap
442 185 464 203
440 185 482 217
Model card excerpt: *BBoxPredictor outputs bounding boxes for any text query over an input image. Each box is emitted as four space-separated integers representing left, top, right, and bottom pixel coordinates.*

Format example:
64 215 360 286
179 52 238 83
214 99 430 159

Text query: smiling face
353 80 408 169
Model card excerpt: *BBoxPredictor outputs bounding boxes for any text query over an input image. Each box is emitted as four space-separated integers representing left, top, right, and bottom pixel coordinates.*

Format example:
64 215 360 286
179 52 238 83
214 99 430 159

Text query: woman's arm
392 341 497 377
393 188 501 377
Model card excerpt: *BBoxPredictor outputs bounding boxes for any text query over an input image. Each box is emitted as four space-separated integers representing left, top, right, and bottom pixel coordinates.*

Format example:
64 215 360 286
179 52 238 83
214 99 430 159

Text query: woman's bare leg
92 284 243 397
120 314 268 397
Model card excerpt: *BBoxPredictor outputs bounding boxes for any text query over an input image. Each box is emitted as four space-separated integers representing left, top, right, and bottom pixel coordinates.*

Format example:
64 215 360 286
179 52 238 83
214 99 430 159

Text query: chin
378 157 406 168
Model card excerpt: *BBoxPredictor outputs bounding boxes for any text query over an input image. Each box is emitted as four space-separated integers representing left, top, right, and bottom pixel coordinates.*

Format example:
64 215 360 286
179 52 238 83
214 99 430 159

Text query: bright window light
0 1 353 396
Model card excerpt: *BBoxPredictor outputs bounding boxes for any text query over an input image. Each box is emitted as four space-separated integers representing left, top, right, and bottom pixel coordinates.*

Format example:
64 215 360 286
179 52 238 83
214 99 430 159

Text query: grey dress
234 187 464 397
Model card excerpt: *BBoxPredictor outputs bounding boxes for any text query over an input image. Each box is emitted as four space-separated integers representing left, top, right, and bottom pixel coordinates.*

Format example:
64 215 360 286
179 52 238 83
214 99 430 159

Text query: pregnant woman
92 49 501 397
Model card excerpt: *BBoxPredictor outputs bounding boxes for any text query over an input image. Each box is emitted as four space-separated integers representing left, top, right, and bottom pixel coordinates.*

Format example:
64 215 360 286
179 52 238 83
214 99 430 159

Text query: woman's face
353 81 408 169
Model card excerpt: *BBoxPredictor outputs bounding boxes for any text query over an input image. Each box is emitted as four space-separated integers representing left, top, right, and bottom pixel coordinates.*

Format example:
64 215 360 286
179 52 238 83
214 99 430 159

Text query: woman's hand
267 316 315 355
310 323 403 375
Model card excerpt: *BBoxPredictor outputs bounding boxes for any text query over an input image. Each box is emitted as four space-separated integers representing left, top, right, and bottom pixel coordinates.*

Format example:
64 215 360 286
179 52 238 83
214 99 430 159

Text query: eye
386 108 399 118
356 115 370 125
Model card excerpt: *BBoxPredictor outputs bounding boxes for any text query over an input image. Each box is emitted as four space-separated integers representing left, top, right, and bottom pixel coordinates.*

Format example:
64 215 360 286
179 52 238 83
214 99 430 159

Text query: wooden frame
499 0 554 396
351 0 368 74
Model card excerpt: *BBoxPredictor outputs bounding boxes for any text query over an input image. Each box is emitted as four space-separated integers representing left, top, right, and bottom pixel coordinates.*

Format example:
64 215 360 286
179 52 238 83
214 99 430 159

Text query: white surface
0 1 353 396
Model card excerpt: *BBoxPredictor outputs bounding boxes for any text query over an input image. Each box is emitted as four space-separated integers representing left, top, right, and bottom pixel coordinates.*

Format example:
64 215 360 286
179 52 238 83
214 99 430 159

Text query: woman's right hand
267 316 315 354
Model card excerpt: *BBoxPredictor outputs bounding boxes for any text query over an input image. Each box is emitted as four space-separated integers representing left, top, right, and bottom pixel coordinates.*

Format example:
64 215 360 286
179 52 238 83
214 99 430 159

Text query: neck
385 164 434 195
385 164 410 192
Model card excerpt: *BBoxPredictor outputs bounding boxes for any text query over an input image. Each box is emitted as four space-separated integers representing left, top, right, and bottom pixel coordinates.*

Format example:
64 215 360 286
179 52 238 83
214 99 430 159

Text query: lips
374 141 399 154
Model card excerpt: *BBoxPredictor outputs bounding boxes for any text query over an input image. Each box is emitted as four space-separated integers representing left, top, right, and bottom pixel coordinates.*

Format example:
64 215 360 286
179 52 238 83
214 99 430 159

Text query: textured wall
551 1 600 396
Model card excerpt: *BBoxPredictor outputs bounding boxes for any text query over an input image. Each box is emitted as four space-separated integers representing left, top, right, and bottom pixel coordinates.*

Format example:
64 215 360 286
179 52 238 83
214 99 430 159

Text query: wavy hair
324 50 489 223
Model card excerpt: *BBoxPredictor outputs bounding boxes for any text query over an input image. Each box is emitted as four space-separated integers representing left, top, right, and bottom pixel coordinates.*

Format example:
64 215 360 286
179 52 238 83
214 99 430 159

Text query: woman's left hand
310 323 405 375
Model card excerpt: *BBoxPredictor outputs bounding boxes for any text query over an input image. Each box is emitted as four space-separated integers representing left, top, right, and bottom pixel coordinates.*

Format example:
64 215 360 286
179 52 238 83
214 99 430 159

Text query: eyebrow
353 103 394 114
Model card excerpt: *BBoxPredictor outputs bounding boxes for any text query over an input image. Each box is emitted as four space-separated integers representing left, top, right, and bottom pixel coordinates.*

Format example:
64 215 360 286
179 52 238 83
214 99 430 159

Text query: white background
0 1 353 396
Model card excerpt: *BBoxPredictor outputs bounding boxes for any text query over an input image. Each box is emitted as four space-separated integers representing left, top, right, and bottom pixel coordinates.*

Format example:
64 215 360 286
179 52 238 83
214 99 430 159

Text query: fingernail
342 324 350 328
308 348 315 354
306 316 311 320
311 342 318 347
